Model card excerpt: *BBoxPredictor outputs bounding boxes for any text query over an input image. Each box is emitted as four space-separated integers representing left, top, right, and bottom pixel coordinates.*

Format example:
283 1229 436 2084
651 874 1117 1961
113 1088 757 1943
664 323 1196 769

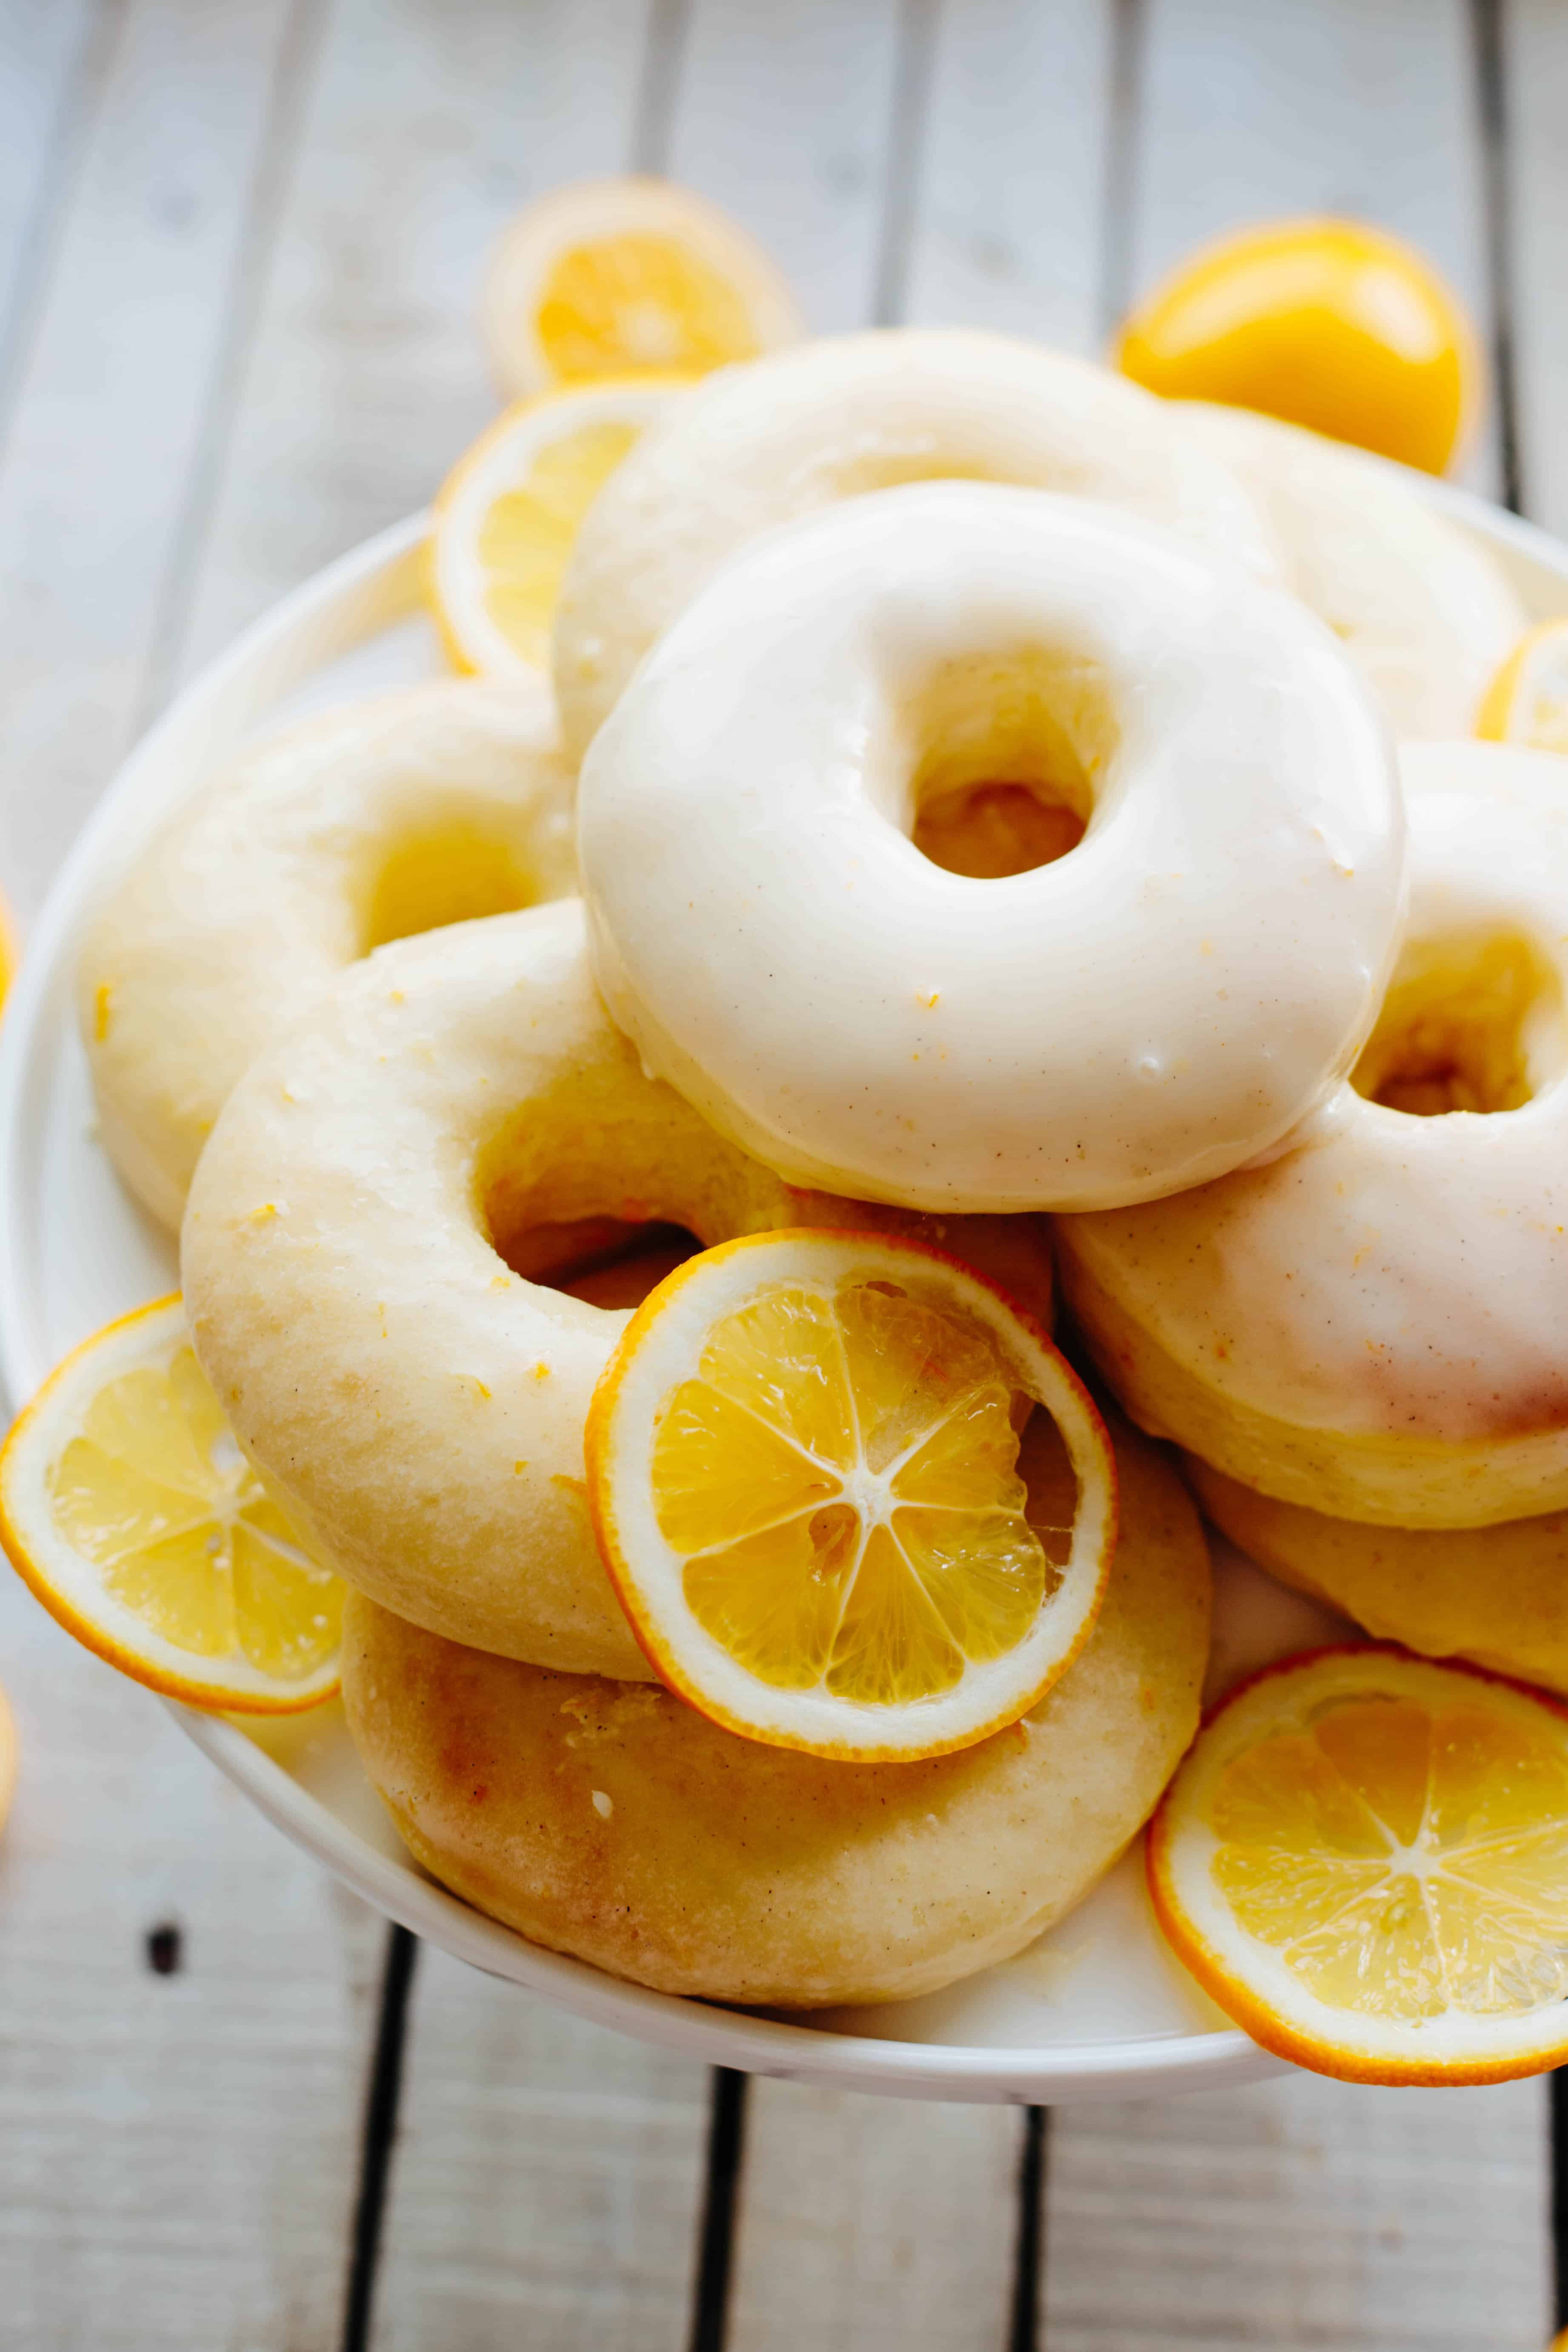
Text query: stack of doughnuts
77 324 1554 2009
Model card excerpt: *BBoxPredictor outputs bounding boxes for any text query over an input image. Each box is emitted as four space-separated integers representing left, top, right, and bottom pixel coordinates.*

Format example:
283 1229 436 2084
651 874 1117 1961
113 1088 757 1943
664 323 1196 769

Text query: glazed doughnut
79 680 576 1230
1178 402 1525 738
341 1408 1211 2008
553 327 1281 757
1058 742 1568 1529
579 482 1405 1214
1186 1457 1568 1698
181 899 1055 1674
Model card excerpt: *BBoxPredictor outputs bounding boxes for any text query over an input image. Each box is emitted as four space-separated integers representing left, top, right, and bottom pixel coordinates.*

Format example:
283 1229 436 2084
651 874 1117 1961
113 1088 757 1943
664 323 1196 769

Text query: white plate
2 485 1563 2104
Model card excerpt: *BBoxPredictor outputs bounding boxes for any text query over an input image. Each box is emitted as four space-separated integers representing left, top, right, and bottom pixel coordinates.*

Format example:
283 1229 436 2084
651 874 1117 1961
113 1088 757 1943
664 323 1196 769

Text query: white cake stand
2 483 1561 2103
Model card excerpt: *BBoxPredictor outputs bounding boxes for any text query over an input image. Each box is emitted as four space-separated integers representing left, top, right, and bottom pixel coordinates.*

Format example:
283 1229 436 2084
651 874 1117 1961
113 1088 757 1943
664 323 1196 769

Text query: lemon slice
0 1296 342 1713
1148 1645 1568 2084
1476 616 1568 753
1115 217 1480 475
480 176 802 402
585 1230 1117 1761
429 376 689 681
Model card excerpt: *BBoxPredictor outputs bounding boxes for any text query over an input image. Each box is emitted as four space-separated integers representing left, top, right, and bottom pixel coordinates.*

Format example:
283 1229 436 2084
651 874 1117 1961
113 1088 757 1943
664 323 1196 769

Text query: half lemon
481 175 802 401
585 1230 1117 1762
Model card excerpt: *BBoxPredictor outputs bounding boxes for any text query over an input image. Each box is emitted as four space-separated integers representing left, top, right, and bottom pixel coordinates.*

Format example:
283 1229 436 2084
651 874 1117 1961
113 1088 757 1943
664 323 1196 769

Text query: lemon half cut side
481 176 803 400
586 1230 1117 1762
0 1296 342 1713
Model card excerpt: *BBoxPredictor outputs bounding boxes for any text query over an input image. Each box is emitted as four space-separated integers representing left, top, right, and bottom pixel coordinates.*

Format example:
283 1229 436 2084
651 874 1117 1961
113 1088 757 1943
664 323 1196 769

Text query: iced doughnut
181 899 1055 1675
79 680 576 1231
1058 742 1568 1530
553 327 1281 756
1178 402 1525 738
1186 1458 1568 1698
579 482 1405 1215
341 1408 1211 2007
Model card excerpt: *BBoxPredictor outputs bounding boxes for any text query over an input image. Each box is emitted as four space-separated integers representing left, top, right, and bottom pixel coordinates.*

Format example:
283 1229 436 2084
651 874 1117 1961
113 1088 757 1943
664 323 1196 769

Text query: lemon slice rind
586 1230 1117 1762
428 375 691 682
1148 1643 1568 2085
1476 615 1568 753
0 1296 341 1714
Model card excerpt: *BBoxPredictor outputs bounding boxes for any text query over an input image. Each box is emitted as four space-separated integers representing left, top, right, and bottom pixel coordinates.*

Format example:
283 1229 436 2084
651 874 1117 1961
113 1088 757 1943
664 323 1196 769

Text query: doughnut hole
505 1216 700 1308
1351 931 1568 1116
476 1065 793 1303
362 821 540 952
903 649 1118 879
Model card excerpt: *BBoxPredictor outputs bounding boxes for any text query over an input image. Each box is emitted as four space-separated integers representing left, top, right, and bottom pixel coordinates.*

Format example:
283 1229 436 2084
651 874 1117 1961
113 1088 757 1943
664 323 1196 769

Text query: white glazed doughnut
553 328 1281 756
1058 742 1568 1529
340 1407 1211 2007
1178 402 1525 739
79 680 576 1230
579 482 1406 1214
181 899 1056 1673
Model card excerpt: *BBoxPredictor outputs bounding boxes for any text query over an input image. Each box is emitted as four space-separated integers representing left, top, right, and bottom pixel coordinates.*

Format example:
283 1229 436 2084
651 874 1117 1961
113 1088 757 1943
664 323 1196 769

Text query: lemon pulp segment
49 1345 340 1680
648 1277 1064 1704
477 420 639 668
1209 1693 1568 2023
537 234 762 383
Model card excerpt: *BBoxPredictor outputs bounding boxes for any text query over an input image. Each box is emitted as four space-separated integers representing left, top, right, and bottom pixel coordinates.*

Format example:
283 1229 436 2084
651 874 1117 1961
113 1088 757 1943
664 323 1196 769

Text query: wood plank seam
688 2068 749 2352
1097 0 1148 345
873 0 941 325
1008 2107 1049 2352
133 0 332 736
340 1923 421 2352
0 0 123 449
1470 0 1524 512
634 0 696 177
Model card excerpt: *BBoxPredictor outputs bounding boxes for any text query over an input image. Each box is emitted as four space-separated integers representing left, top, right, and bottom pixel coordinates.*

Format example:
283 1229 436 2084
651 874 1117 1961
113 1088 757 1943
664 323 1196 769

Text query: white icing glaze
1179 402 1525 739
578 482 1406 1213
1058 742 1568 1492
552 327 1282 759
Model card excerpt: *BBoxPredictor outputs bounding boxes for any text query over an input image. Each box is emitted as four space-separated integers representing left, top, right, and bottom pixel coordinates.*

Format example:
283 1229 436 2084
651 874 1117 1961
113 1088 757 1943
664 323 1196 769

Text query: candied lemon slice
480 176 802 401
1477 616 1568 755
429 376 690 681
1148 1645 1568 2084
585 1230 1116 1761
0 1296 341 1712
1115 217 1480 476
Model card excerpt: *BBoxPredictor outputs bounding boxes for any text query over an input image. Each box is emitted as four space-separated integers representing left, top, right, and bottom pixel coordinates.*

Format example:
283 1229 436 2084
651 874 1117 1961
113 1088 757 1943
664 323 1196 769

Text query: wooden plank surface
1504 0 1568 539
176 0 654 679
667 0 902 333
371 1952 710 2352
901 0 1112 352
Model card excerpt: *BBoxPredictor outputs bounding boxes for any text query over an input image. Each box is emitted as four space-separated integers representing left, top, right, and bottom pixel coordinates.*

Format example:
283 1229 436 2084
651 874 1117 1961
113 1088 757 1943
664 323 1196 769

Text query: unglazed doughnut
1058 742 1568 1529
1178 402 1525 738
1186 1456 1568 1698
553 327 1281 756
340 1408 1211 2007
580 482 1405 1214
181 899 1055 1674
79 680 576 1230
